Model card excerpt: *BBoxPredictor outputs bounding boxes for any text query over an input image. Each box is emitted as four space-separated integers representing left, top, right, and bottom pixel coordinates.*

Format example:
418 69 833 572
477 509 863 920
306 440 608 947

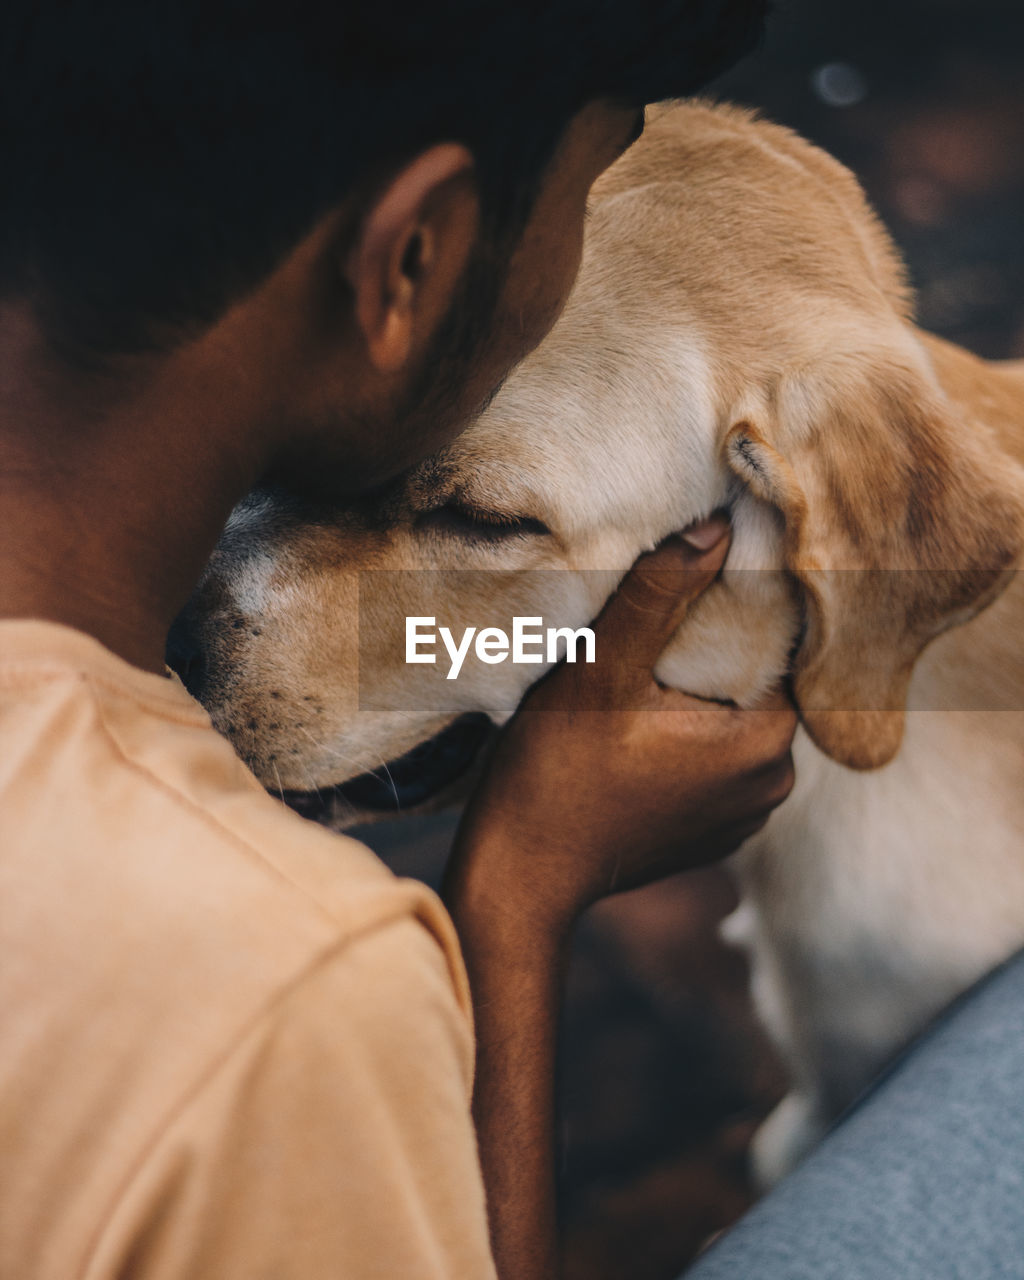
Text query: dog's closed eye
415 502 551 543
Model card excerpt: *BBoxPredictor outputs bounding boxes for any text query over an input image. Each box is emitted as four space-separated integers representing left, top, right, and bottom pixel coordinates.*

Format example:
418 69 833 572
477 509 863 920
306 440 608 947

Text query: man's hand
446 515 797 932
445 515 797 1280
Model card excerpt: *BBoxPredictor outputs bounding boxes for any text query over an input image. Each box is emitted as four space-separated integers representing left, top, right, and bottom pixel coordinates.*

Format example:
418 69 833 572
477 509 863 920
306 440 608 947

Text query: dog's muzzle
282 712 494 821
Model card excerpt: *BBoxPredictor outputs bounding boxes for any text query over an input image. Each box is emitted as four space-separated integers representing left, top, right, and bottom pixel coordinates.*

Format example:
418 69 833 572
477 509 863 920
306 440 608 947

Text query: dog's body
188 102 1024 1183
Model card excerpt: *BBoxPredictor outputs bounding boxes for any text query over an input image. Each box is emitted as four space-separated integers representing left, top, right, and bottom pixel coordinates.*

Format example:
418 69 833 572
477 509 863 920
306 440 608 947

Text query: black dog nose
165 606 206 699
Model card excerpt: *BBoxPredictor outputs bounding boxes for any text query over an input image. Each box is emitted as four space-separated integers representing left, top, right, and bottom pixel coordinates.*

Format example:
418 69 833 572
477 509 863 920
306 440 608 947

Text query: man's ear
725 342 1024 769
345 145 479 374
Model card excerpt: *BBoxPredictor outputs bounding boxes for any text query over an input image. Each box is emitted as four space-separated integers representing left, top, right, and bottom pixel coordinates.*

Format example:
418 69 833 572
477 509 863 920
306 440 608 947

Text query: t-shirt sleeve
86 917 497 1280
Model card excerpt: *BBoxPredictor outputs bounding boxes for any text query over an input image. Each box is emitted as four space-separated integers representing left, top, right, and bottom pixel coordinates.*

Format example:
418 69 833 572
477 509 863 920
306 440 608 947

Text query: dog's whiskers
376 757 402 811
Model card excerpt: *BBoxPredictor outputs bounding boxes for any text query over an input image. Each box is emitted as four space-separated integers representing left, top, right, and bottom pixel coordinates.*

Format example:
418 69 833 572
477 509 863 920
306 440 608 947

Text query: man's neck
0 310 269 675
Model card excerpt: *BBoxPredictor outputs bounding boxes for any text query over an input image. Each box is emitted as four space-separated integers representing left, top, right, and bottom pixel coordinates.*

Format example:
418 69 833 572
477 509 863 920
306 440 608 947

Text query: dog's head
179 103 1024 820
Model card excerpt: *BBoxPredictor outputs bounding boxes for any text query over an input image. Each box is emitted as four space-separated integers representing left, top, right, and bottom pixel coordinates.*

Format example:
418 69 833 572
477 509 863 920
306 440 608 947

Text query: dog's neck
900 331 1024 720
920 332 1024 468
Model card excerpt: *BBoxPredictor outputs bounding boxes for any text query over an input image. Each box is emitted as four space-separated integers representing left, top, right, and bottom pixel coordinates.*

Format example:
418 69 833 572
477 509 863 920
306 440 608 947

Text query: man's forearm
447 872 568 1280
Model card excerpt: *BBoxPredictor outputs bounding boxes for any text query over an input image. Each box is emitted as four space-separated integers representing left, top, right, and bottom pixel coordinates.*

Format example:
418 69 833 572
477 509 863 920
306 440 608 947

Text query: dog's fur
189 102 1024 1184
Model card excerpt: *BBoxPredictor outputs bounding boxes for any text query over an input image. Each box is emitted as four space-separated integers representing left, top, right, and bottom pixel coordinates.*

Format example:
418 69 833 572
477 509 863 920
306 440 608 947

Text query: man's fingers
592 516 731 681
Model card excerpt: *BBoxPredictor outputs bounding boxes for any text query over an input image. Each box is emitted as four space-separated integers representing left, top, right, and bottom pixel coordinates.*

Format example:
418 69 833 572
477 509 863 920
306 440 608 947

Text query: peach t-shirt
0 620 496 1280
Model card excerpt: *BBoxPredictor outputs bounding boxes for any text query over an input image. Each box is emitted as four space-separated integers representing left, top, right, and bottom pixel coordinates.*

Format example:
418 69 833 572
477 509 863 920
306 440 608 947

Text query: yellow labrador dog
184 102 1024 1185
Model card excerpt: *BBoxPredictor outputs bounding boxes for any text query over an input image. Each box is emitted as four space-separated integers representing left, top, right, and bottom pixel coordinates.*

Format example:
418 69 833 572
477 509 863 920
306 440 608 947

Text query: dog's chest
757 719 1024 930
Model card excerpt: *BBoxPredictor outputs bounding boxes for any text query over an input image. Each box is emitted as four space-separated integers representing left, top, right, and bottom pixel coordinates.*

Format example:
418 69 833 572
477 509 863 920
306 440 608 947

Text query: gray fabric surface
685 948 1024 1279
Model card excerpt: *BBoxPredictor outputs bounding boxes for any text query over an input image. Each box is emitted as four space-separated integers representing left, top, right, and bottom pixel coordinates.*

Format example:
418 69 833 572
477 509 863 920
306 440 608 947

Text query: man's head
1 1 769 494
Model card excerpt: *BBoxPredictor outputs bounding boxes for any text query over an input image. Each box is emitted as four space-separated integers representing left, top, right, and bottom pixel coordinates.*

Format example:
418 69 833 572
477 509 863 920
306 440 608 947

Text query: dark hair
0 1 768 361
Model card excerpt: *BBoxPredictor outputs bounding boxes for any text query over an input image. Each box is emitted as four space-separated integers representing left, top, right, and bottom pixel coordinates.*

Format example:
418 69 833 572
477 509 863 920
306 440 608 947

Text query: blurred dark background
718 0 1024 359
357 4 1024 1277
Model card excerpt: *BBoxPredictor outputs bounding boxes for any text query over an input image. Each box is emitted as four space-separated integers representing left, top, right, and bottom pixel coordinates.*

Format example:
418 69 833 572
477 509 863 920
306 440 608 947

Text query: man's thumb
593 516 731 679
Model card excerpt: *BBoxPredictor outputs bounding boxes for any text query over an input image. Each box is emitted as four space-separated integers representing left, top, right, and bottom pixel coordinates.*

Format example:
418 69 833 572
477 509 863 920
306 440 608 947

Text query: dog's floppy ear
726 344 1024 769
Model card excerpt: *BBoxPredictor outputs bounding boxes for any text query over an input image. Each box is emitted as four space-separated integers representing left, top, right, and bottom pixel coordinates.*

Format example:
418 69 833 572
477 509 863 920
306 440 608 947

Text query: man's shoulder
0 618 451 955
0 621 479 1279
0 617 468 1090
